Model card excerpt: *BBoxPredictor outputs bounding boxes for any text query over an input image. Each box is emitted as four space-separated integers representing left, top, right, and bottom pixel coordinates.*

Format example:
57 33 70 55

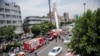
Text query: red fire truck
47 29 64 40
23 37 45 52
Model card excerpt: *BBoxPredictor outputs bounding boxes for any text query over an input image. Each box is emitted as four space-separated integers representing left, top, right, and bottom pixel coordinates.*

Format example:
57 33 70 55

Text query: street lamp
83 3 86 13
48 0 52 24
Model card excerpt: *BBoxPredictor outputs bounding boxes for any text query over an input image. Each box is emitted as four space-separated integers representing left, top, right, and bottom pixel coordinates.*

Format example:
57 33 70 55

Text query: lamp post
48 0 52 24
83 3 86 13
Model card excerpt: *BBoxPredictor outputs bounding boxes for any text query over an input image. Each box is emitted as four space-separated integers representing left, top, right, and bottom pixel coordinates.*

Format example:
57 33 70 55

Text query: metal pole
83 3 86 13
48 0 52 24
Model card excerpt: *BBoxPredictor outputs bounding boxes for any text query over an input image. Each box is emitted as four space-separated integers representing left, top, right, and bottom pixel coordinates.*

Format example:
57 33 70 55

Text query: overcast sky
5 0 100 19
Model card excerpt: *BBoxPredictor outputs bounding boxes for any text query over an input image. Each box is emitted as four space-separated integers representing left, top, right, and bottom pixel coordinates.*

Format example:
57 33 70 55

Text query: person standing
34 50 38 56
55 37 57 43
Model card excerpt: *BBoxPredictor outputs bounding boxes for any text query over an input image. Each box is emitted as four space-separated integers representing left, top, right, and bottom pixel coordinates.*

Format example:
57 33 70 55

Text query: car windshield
51 49 57 53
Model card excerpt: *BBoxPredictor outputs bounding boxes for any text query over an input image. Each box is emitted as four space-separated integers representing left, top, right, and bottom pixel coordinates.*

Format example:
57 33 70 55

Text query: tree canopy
31 21 55 37
0 25 16 41
68 8 100 56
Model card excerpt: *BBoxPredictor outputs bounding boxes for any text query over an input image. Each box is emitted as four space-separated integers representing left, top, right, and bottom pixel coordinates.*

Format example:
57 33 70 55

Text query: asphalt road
26 36 67 56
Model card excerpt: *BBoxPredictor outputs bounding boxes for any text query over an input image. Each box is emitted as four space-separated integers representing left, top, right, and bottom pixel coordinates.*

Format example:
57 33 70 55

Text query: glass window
19 11 21 13
0 8 4 12
19 16 21 19
0 20 5 24
51 49 57 53
57 48 60 51
5 9 10 12
7 20 11 24
5 3 9 6
6 15 10 18
14 5 18 8
12 20 16 23
12 15 16 18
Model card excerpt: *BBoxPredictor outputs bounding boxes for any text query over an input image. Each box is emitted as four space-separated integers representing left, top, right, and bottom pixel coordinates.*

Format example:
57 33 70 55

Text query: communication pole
48 0 52 24
83 3 86 13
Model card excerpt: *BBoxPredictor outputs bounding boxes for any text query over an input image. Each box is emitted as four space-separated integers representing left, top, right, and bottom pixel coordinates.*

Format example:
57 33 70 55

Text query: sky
5 0 100 19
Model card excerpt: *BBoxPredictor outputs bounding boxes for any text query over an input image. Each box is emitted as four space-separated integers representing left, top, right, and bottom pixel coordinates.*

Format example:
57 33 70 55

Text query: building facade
63 12 69 22
0 0 23 34
24 16 50 28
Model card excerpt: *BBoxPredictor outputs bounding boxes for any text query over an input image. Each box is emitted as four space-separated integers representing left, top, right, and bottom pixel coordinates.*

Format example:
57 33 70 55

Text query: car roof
53 46 61 50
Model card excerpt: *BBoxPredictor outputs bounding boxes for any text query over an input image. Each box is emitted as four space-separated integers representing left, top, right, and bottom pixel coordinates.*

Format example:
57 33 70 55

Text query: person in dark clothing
34 50 38 56
55 38 57 43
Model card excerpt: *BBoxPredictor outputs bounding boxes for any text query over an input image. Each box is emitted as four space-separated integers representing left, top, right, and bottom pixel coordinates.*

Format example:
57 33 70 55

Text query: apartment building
0 0 23 34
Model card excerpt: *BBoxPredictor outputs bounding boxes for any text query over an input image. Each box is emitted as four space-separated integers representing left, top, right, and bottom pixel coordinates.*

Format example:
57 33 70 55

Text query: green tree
0 25 16 41
31 21 55 36
42 21 55 30
31 25 41 36
40 23 49 34
68 8 100 56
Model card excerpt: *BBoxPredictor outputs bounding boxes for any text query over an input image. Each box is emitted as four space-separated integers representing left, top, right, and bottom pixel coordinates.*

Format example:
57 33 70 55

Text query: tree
0 25 16 41
31 25 41 37
31 21 55 37
42 21 55 30
67 8 100 56
40 23 49 34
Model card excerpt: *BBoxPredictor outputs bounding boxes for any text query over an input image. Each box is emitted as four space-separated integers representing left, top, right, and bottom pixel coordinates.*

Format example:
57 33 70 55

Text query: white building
0 0 23 34
24 16 50 28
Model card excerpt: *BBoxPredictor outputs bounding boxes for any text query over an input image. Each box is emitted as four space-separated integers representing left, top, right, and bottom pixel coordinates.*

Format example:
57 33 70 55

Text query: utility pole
48 0 52 24
83 3 86 13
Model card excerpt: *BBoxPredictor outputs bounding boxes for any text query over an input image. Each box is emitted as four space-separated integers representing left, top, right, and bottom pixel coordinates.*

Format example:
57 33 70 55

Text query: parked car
63 37 70 44
16 52 25 56
48 46 63 56
63 36 72 44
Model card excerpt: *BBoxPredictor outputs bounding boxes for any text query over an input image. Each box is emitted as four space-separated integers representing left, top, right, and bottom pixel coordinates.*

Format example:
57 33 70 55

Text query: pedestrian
55 38 57 43
34 50 38 56
58 35 61 40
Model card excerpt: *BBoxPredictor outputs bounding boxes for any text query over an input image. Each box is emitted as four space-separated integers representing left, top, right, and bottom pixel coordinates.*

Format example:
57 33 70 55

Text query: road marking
38 40 54 55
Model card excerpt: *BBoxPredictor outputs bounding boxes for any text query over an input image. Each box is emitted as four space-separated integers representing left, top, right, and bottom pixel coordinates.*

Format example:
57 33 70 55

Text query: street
26 36 67 56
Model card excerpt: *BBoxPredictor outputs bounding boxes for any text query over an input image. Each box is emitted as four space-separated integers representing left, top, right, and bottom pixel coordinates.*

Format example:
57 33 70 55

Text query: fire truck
47 29 64 40
23 37 45 52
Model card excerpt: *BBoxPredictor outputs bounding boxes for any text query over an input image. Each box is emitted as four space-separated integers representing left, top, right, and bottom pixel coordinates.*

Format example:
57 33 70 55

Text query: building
63 12 69 22
24 16 50 28
0 0 23 34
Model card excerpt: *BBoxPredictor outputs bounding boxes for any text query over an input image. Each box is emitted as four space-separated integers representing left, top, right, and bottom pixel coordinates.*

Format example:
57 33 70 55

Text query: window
7 20 11 24
57 48 60 51
14 5 18 8
19 16 21 19
51 49 57 53
5 9 10 12
19 11 21 13
0 20 5 24
5 3 9 6
12 20 16 23
0 8 4 12
6 15 10 18
17 16 19 18
12 15 16 18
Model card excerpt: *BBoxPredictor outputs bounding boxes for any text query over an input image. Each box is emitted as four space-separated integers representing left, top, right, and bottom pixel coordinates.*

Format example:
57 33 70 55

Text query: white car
8 53 16 56
48 46 63 56
63 36 72 44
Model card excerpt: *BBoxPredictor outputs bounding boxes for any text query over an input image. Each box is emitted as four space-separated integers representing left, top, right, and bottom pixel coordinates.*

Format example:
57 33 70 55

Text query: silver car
48 46 63 56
